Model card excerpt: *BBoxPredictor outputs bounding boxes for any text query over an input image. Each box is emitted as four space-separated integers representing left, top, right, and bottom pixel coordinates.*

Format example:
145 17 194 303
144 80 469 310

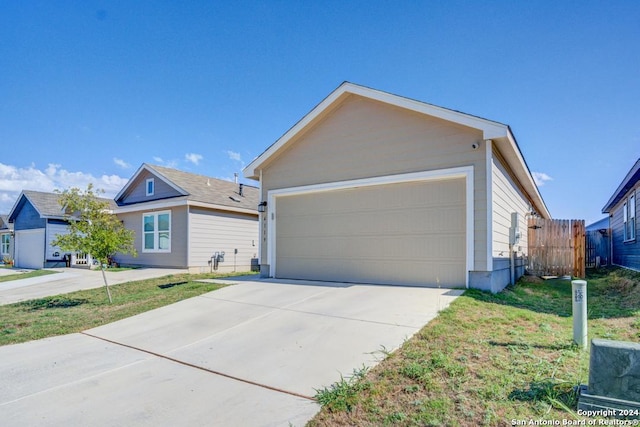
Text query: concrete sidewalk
0 268 27 277
0 267 188 305
0 277 463 426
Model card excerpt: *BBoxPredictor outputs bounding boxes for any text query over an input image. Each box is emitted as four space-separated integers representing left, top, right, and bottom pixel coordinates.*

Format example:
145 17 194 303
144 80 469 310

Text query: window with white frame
1 234 9 255
143 211 171 252
624 193 636 241
146 178 155 196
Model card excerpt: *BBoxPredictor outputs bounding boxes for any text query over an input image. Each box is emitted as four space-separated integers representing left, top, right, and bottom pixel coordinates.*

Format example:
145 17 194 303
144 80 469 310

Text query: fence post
572 279 588 349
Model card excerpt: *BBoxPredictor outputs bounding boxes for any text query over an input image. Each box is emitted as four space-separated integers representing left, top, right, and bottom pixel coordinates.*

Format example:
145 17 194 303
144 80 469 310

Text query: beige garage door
275 178 466 287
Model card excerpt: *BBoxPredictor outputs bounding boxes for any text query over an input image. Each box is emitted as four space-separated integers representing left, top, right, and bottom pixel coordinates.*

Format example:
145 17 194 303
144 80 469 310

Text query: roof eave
602 158 640 213
502 127 552 219
7 191 26 222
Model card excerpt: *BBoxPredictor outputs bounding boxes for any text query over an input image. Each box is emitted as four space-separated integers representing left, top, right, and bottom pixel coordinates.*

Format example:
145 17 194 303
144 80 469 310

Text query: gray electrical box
509 212 520 246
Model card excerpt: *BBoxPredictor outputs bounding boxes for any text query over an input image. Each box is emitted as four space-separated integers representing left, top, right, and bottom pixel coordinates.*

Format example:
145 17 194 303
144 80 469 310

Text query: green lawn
309 267 640 426
0 272 252 346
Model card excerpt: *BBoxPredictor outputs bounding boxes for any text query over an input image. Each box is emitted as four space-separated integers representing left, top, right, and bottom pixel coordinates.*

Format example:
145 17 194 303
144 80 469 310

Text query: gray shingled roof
0 214 12 231
147 164 259 212
14 190 117 220
22 191 66 218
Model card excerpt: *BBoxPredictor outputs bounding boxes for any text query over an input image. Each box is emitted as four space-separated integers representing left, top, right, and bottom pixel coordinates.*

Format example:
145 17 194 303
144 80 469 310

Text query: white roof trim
114 199 257 216
504 130 551 219
7 191 27 221
244 82 509 179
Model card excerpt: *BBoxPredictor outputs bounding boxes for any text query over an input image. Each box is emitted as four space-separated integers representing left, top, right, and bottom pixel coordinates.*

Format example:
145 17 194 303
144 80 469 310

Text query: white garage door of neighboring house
15 229 45 269
274 177 467 288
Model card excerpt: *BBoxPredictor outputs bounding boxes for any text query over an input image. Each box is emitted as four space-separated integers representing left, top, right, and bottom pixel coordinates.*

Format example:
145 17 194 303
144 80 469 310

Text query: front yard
309 267 640 426
2 266 638 425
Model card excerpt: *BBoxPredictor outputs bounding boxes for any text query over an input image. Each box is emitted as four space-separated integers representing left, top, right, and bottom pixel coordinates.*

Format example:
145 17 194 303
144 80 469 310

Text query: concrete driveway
0 277 462 426
0 267 188 305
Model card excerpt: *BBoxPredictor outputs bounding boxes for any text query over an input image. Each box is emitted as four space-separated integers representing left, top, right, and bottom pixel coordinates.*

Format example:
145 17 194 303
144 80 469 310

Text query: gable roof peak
243 82 510 180
116 163 259 212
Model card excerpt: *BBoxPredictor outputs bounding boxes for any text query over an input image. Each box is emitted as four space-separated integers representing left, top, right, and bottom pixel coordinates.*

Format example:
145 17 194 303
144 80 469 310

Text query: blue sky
1 1 639 224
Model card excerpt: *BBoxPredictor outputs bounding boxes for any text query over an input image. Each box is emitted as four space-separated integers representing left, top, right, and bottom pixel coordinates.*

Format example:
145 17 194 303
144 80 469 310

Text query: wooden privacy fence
527 218 585 278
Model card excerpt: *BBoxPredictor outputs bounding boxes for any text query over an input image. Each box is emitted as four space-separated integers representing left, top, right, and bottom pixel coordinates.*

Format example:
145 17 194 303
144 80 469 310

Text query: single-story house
0 214 13 262
602 158 639 271
113 164 260 273
7 190 113 269
243 82 550 293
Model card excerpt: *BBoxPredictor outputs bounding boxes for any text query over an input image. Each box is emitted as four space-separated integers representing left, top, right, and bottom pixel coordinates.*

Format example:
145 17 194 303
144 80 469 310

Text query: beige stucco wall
259 94 489 272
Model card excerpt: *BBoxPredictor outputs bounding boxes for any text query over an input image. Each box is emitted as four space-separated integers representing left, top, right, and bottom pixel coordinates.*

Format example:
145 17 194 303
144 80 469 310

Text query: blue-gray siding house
602 158 640 271
586 217 609 232
7 190 113 269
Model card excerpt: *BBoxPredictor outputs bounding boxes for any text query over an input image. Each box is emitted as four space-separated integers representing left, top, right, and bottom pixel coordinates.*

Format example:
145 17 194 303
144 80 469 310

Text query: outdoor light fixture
258 201 267 213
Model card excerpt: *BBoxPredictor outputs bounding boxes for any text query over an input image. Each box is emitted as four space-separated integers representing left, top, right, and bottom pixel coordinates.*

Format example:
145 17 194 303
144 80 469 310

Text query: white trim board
114 199 257 216
266 166 474 288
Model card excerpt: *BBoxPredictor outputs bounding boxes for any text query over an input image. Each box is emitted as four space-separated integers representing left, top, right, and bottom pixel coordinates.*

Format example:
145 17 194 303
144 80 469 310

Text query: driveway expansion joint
80 331 316 402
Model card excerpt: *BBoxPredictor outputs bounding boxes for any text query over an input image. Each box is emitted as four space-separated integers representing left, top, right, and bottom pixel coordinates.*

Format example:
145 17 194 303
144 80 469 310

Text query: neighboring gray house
585 217 611 268
114 164 260 273
586 217 609 232
602 158 640 271
0 214 13 263
243 82 550 293
7 190 113 269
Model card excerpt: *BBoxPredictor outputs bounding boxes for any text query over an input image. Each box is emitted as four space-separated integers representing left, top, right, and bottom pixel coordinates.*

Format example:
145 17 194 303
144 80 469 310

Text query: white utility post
572 279 588 349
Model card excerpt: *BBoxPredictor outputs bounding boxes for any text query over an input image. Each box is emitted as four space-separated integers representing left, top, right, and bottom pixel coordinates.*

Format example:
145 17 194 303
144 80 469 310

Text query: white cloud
113 157 131 169
185 153 203 165
152 157 178 169
532 172 553 186
227 150 242 162
0 162 128 213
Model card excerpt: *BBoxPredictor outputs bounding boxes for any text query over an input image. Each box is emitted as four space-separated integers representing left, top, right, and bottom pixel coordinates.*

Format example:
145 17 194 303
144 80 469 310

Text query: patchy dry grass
0 272 253 346
308 267 640 426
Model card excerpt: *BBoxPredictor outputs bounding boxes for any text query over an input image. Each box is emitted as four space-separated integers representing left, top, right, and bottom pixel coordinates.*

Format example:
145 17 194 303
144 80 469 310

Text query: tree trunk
100 264 113 303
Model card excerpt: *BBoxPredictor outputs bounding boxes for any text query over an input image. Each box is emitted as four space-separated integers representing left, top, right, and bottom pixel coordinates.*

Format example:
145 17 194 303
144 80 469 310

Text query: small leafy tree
52 184 136 303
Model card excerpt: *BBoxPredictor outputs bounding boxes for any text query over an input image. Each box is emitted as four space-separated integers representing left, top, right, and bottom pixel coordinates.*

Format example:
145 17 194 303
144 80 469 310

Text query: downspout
509 212 520 286
609 214 613 266
258 169 264 277
510 243 515 286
